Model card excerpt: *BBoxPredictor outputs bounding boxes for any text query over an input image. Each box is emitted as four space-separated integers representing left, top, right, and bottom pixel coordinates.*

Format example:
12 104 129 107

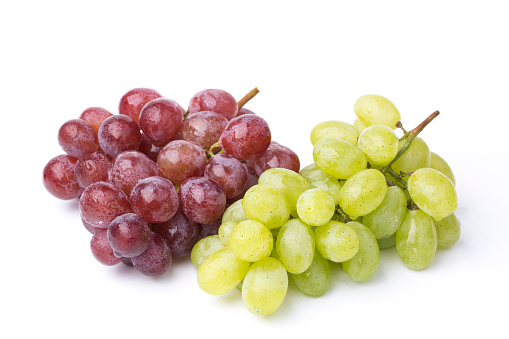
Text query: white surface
1 1 508 338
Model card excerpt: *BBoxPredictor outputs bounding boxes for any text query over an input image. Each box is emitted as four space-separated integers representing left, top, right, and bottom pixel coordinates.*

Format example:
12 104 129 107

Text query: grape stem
336 206 352 223
207 141 223 158
396 121 407 134
237 87 260 110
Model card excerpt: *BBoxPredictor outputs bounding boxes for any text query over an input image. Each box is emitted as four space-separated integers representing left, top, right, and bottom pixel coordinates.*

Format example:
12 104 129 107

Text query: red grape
237 107 255 116
179 177 226 224
139 98 184 146
82 215 101 234
79 181 131 228
139 133 162 162
180 111 228 150
90 229 123 266
204 154 247 199
58 119 100 159
199 219 222 239
253 141 300 176
219 115 271 160
43 154 83 200
157 140 207 185
130 176 179 223
79 107 113 136
152 208 200 258
132 232 172 277
188 89 238 120
108 151 159 195
119 88 162 127
75 151 112 188
107 213 151 258
98 115 141 158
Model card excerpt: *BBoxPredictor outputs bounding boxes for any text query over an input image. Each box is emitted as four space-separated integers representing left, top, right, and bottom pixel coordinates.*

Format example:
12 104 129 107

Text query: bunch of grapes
192 94 460 315
42 87 300 277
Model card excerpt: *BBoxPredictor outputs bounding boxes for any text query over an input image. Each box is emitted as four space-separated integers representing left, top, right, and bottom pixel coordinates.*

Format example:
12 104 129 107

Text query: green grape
342 221 379 282
242 184 291 229
339 169 387 219
313 137 367 180
391 137 431 181
396 210 437 270
222 199 249 224
242 257 288 315
362 185 407 239
377 233 396 249
430 152 456 186
291 250 330 297
299 163 343 205
276 219 315 274
191 235 225 269
310 120 359 146
197 247 250 295
229 220 273 262
296 188 335 226
434 213 461 248
354 94 401 129
357 124 399 167
315 220 359 262
408 168 457 221
218 221 237 246
258 168 310 211
353 118 367 133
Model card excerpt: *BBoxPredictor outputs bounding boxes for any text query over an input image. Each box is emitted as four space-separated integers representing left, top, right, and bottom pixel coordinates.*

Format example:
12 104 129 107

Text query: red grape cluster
43 87 300 277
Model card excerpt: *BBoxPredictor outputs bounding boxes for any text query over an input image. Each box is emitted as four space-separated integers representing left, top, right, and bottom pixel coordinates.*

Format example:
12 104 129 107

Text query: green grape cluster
191 94 461 315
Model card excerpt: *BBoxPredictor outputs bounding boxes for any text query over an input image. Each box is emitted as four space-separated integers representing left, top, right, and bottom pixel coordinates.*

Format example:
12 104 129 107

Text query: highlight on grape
44 89 460 316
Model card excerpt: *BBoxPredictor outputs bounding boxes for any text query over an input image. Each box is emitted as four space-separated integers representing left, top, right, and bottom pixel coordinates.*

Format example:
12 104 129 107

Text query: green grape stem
237 87 260 110
207 141 222 159
396 121 407 134
336 206 352 223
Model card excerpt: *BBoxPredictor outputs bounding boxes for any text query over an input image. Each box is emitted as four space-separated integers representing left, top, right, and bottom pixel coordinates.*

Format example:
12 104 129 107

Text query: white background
1 1 508 338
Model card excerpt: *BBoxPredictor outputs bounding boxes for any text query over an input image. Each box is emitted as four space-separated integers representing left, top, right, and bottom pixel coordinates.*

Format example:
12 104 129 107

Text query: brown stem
237 87 260 110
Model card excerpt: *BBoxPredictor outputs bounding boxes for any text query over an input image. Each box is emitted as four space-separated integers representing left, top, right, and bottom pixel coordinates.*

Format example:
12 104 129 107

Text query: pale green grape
357 124 399 167
342 221 379 282
362 185 407 239
218 221 237 246
377 233 396 249
310 120 359 146
276 219 315 274
408 168 457 221
242 257 288 315
222 199 249 224
229 220 273 262
391 137 431 181
313 137 367 180
339 169 387 218
296 188 335 226
315 220 359 262
291 251 330 297
430 152 456 186
258 168 310 211
354 94 401 129
191 235 225 269
242 184 291 229
353 118 367 133
197 247 250 295
299 163 343 205
434 213 461 248
396 210 437 270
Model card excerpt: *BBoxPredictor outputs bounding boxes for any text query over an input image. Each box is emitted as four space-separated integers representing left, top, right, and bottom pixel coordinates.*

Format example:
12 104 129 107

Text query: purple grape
98 115 141 158
119 88 162 128
179 177 226 224
157 140 207 185
130 176 179 223
107 213 151 258
253 141 300 176
43 154 83 200
237 108 255 116
219 115 271 160
139 98 185 146
180 111 228 150
139 133 162 162
79 181 131 228
204 154 247 199
90 229 123 266
152 208 200 258
58 119 100 159
188 89 238 120
108 151 160 195
74 151 112 188
199 219 222 239
132 232 172 277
